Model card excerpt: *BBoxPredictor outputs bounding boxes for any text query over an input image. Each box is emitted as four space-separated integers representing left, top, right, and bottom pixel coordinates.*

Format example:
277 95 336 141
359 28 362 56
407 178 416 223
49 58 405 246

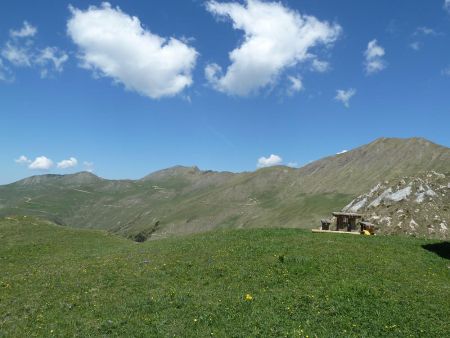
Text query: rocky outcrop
343 171 449 239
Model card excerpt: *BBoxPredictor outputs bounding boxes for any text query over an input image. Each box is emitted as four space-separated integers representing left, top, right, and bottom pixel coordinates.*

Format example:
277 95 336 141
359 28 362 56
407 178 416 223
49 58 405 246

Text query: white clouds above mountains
364 39 386 75
1 21 68 78
335 88 356 108
28 156 54 170
67 2 198 99
57 157 78 169
205 0 341 96
15 155 32 164
15 156 80 170
257 154 282 168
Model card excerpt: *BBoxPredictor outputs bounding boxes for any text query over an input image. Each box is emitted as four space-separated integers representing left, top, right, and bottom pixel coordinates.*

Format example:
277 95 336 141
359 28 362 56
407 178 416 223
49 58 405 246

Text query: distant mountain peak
141 165 203 181
15 174 60 186
69 171 99 178
370 136 438 146
14 171 101 186
64 171 102 184
297 136 449 194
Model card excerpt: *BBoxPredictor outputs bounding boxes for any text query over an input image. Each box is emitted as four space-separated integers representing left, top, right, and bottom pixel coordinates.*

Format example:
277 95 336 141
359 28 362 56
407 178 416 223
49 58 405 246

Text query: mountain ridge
12 171 103 186
8 137 449 186
1 137 449 239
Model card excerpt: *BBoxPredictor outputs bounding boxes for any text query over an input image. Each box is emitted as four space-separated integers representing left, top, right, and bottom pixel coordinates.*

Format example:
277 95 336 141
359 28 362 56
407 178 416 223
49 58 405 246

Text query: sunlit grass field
1 216 449 337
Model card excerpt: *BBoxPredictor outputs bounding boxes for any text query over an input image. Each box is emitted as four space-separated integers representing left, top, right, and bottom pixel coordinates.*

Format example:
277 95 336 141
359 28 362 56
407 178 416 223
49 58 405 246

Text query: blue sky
1 0 450 184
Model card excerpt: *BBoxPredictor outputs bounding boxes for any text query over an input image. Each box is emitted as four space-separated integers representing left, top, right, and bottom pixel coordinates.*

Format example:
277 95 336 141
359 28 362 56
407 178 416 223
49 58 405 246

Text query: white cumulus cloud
29 156 54 170
67 2 198 99
335 88 356 108
57 157 78 169
364 39 386 75
15 155 32 164
257 154 282 168
205 0 341 96
336 149 348 155
10 21 37 39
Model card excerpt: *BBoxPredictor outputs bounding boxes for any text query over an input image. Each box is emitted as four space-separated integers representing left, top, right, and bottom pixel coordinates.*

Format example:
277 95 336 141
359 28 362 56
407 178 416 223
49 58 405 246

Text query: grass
1 216 449 337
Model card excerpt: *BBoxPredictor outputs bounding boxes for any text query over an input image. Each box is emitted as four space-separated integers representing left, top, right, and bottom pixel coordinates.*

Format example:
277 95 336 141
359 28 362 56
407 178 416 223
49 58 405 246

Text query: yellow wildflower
245 294 253 301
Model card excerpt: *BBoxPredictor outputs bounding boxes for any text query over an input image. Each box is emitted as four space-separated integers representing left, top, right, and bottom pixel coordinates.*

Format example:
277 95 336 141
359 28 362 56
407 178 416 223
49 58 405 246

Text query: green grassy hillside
1 137 449 239
1 216 449 337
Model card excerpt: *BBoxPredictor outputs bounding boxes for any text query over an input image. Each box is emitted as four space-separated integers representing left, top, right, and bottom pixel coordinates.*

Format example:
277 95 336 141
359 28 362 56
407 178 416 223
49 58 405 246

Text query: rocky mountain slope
1 137 449 239
295 137 450 194
343 171 449 239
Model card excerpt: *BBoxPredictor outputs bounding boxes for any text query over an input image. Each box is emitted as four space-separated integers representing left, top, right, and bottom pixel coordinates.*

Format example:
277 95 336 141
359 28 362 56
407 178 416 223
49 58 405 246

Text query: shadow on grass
422 242 450 260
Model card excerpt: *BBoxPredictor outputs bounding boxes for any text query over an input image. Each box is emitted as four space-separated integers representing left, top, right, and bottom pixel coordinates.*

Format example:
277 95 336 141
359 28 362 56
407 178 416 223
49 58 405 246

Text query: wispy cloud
83 161 95 173
2 41 32 67
35 47 69 78
311 59 330 73
409 41 421 51
335 88 356 108
9 21 37 39
0 59 14 82
287 75 303 95
414 26 438 36
14 155 32 164
1 21 68 79
364 39 386 75
409 26 442 52
444 0 450 13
